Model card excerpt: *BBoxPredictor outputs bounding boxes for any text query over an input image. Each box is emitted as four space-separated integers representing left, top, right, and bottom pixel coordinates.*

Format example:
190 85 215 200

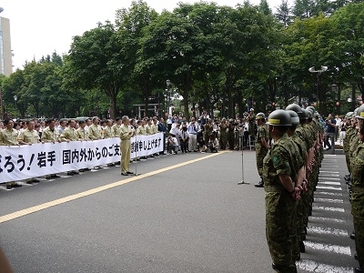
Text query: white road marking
318 181 341 185
304 241 351 256
319 175 341 181
313 206 345 212
309 216 346 223
320 163 338 166
315 198 344 204
307 225 348 236
314 197 344 203
316 186 342 191
319 170 339 173
318 177 341 181
315 191 343 197
297 259 353 273
0 152 225 224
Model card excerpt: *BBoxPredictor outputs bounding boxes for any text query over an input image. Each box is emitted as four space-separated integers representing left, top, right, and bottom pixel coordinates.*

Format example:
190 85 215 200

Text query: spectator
180 126 189 153
187 118 198 152
324 113 336 152
168 134 179 154
208 133 219 153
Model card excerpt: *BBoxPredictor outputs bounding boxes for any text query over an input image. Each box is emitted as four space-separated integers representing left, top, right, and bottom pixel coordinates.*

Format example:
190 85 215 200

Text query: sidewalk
297 152 358 272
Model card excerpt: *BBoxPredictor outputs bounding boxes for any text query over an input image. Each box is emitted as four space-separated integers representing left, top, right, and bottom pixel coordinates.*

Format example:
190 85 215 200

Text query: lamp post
309 65 328 112
166 79 172 116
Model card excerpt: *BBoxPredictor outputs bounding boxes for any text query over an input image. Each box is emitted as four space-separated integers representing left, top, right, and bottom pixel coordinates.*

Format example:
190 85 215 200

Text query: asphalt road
0 149 358 273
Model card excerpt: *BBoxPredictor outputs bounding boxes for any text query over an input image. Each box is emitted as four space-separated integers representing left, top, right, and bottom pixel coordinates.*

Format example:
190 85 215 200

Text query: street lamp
309 65 328 111
13 94 17 110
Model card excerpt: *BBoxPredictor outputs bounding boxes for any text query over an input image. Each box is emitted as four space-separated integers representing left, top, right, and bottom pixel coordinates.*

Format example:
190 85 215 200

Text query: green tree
64 22 125 119
116 0 159 117
139 8 203 118
1 69 27 118
283 14 338 114
259 0 272 15
275 0 293 27
331 3 364 100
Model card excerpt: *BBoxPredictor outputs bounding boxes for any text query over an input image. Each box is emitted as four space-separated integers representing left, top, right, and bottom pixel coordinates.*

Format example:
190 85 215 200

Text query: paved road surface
0 150 358 272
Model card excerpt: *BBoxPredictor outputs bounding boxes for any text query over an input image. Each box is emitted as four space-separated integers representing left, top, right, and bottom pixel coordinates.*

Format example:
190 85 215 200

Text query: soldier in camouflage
263 109 302 273
255 112 270 187
352 104 364 273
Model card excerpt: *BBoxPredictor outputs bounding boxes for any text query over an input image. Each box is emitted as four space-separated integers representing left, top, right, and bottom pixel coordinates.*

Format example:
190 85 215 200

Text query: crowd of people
0 112 258 187
1 104 363 272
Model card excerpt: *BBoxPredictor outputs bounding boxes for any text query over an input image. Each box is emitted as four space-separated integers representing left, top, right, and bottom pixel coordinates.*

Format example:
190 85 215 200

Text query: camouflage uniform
227 122 235 150
352 141 364 270
344 125 355 173
289 128 307 261
263 133 300 272
255 124 269 177
350 134 359 173
248 113 256 137
219 123 227 150
204 123 213 144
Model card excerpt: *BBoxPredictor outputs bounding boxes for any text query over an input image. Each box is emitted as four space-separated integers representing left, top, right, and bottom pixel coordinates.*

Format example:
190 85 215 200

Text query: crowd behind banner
0 112 257 188
0 135 164 183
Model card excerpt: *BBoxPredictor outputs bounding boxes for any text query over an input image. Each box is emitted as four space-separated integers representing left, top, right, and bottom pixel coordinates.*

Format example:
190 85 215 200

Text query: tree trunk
227 87 233 118
111 93 117 119
183 89 189 120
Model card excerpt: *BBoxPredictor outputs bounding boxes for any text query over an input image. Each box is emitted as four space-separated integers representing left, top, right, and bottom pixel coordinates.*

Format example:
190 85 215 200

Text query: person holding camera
324 113 336 152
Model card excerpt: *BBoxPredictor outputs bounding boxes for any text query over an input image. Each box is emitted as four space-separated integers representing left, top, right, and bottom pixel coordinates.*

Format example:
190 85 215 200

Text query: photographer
324 113 336 152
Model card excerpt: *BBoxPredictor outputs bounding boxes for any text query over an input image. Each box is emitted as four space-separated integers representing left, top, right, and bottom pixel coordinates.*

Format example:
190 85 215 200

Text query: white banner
0 133 164 183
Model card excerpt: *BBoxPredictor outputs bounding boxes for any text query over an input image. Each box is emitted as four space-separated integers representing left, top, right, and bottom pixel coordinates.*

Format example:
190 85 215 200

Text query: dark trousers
324 132 335 151
180 140 188 152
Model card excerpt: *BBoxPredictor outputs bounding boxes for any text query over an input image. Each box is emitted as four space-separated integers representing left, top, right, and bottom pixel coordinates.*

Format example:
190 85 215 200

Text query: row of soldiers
254 104 325 273
0 116 167 189
342 105 364 273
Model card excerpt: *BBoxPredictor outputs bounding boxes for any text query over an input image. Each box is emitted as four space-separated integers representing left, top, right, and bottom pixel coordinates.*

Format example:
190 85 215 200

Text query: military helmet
256 112 266 120
286 110 300 126
266 109 291 127
300 109 309 120
286 104 303 114
356 104 364 120
345 112 354 119
306 106 315 113
314 111 321 119
306 108 313 118
353 107 360 118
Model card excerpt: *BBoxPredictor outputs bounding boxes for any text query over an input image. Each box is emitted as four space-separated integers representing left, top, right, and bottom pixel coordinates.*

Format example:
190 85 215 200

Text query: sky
1 0 286 71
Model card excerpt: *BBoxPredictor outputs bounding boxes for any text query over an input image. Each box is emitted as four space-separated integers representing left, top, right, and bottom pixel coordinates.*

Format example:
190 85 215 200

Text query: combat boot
255 180 264 187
